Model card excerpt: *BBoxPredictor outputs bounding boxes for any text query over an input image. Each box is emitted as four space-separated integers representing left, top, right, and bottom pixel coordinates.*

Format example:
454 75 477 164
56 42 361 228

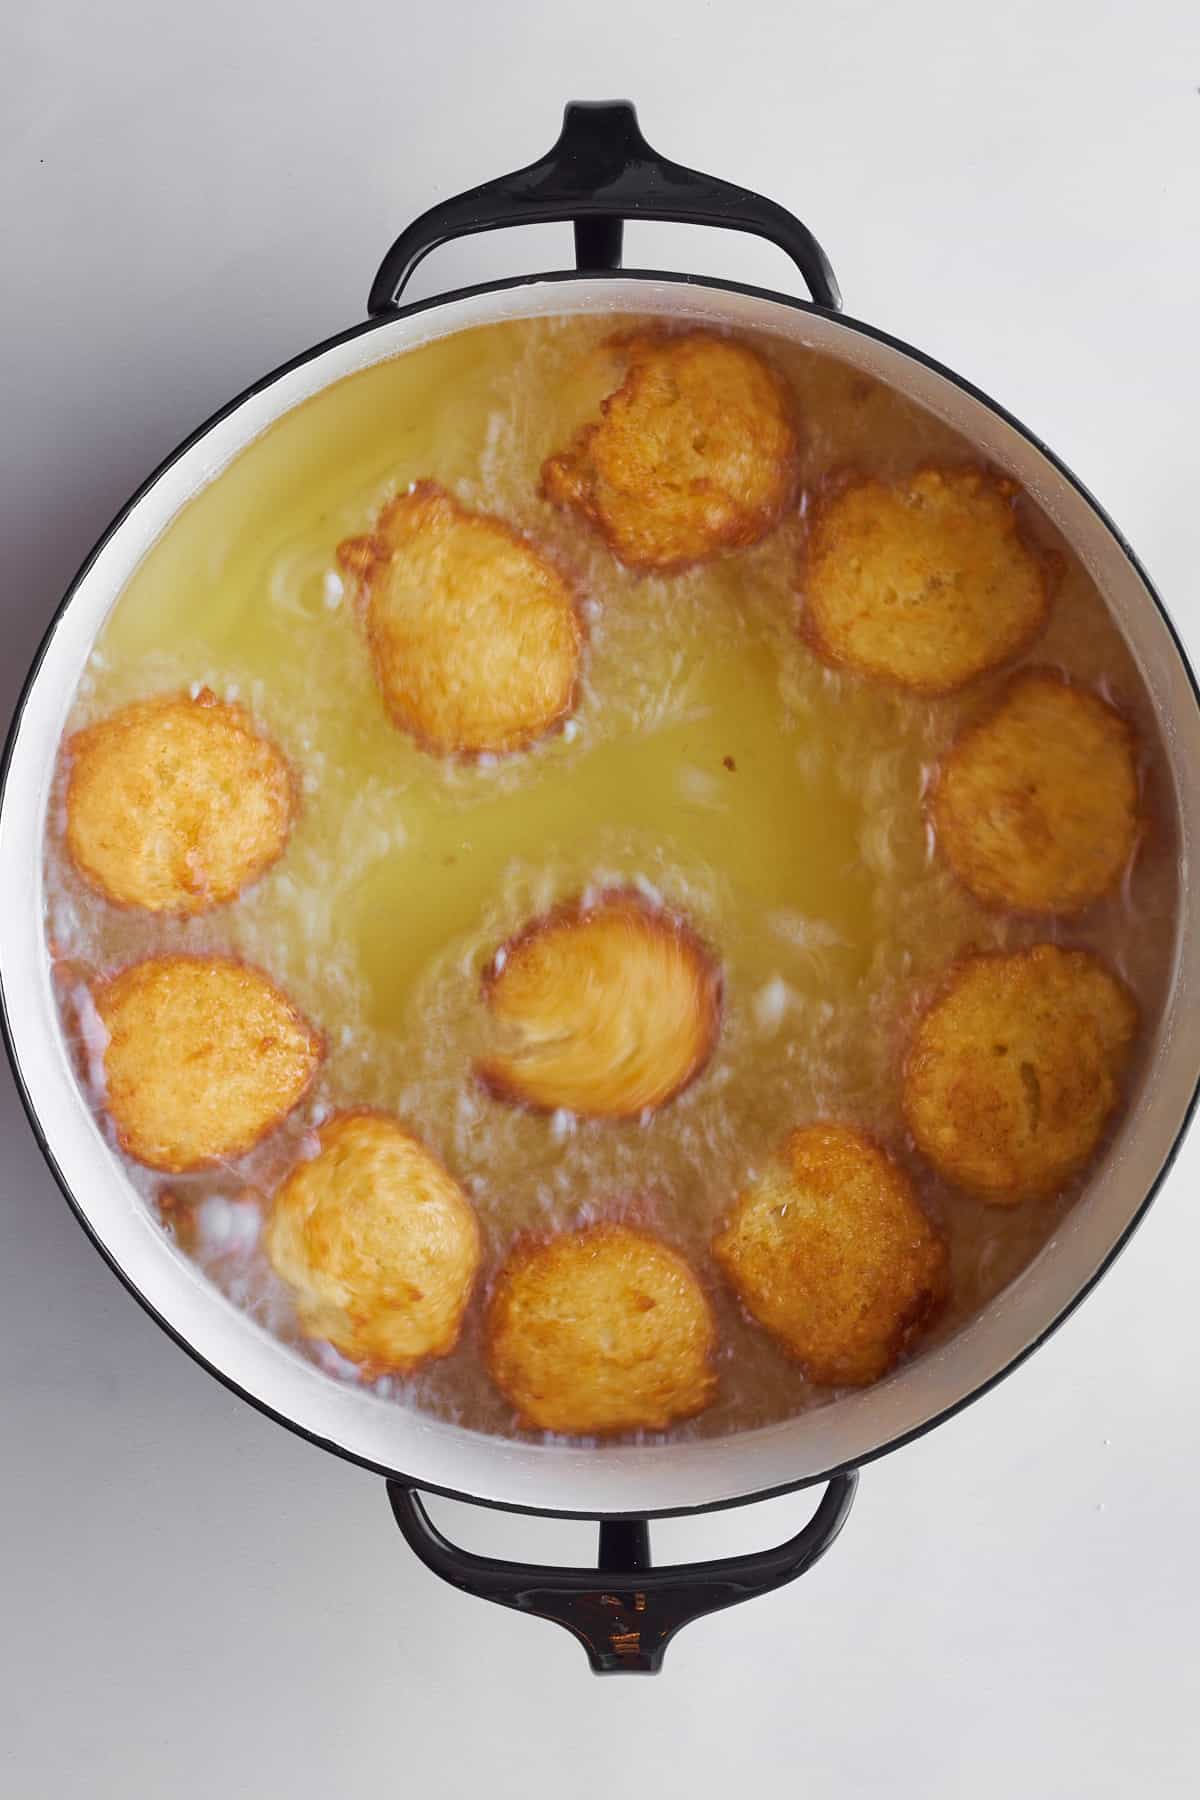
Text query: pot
3 101 1198 1674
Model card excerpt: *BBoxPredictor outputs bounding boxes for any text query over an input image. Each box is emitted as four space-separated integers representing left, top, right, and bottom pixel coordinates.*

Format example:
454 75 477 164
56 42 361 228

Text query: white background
3 3 1199 1794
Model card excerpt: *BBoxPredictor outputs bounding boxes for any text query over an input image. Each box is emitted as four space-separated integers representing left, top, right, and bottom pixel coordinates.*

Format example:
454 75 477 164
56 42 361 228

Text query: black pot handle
368 100 841 315
387 1470 857 1674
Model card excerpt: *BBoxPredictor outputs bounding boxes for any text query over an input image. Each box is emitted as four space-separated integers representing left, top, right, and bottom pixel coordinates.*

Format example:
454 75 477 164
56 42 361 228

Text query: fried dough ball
541 331 798 571
485 1222 717 1435
902 945 1137 1203
802 467 1053 693
264 1112 480 1374
64 689 293 914
337 481 581 756
92 955 322 1172
478 889 721 1118
931 669 1140 914
713 1125 948 1385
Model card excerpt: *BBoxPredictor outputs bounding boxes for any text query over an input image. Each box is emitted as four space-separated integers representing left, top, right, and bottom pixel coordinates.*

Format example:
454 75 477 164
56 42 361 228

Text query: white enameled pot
3 103 1196 1671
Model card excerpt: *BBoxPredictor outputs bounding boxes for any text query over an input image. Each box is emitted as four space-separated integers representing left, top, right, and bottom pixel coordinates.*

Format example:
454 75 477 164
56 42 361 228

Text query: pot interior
3 274 1197 1516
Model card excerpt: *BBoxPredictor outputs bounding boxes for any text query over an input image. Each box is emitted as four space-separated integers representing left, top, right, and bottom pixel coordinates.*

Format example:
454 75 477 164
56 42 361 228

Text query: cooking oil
44 314 1178 1440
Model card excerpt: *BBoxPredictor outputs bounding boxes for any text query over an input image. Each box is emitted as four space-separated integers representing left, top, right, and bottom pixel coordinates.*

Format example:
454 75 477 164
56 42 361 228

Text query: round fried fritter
264 1111 480 1374
902 945 1137 1204
478 889 721 1118
931 669 1140 914
802 467 1053 693
65 689 294 914
540 331 798 572
92 955 322 1172
713 1124 948 1386
336 481 581 756
485 1222 717 1435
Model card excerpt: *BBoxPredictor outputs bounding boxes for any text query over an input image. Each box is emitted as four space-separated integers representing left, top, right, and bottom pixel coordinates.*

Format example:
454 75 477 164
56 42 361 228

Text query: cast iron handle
387 1471 857 1674
368 100 841 314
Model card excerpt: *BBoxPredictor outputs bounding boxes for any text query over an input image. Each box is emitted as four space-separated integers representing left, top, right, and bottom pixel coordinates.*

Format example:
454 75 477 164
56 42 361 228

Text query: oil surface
44 313 1179 1441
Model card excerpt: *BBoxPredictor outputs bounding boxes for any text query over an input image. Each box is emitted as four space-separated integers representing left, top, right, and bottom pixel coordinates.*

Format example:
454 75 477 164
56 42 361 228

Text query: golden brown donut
485 1222 717 1435
713 1123 948 1386
92 954 322 1172
477 889 721 1119
931 669 1140 914
265 1111 480 1374
902 945 1137 1203
802 467 1054 693
337 481 581 756
65 689 293 914
541 331 798 571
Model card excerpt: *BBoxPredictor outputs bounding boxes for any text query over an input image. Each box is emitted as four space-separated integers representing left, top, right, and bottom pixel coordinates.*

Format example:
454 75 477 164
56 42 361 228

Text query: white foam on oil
196 1195 261 1257
71 984 110 1099
753 974 794 1037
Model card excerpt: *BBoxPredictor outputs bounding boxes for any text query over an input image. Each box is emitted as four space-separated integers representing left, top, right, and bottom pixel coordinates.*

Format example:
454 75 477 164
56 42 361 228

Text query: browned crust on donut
64 687 297 916
336 480 584 759
476 887 722 1119
798 464 1060 695
265 1107 480 1377
91 952 324 1173
484 1220 718 1435
712 1122 948 1386
927 666 1143 916
900 944 1139 1204
540 330 801 574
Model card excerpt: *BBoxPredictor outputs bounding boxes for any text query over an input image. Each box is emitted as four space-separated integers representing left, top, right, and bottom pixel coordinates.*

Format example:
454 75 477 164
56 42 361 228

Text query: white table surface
3 2 1199 1793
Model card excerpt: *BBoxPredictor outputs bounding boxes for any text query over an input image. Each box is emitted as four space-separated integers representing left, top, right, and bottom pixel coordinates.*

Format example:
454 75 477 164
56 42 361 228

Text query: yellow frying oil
45 312 1179 1442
